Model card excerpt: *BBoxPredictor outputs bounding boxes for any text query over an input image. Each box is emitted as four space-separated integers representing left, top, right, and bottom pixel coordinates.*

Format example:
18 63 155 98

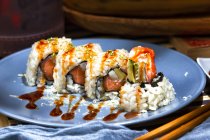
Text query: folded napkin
1 117 210 140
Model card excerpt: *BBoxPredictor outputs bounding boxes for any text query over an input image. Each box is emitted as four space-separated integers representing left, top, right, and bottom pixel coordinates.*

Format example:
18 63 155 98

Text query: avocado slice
114 68 126 80
127 59 136 83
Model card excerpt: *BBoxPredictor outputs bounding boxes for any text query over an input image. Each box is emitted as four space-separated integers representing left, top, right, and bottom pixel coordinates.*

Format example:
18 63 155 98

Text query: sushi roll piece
85 49 129 100
120 46 157 112
119 46 175 112
25 37 72 87
120 73 175 112
53 43 103 93
127 46 156 83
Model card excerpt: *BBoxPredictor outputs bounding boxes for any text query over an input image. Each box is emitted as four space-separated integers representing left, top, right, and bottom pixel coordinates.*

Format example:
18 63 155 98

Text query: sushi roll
119 46 175 112
53 43 103 93
120 73 175 112
85 49 129 100
25 37 72 87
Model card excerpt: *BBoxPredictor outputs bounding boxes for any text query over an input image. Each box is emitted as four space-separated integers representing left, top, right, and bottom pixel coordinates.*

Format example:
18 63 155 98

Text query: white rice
120 76 175 113
66 75 85 93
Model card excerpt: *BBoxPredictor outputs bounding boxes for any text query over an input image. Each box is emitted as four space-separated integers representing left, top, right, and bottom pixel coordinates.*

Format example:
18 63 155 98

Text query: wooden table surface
0 22 210 132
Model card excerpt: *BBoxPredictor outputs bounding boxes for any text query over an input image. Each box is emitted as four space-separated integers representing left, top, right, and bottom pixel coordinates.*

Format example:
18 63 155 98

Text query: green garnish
108 50 114 56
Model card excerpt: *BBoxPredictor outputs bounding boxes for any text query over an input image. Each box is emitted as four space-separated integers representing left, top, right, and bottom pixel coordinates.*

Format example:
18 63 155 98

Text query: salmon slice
69 66 85 85
40 56 55 81
103 76 125 92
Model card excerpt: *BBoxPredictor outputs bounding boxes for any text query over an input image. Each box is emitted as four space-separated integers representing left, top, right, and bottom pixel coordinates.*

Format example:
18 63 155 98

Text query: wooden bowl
63 6 210 37
64 0 210 17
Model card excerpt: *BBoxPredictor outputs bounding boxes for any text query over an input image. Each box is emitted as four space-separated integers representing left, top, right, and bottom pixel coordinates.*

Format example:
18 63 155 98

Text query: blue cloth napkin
1 117 210 140
180 116 210 140
0 121 146 140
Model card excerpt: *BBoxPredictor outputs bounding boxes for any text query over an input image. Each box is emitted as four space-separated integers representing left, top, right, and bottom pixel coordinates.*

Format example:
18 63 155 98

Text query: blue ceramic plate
0 38 206 127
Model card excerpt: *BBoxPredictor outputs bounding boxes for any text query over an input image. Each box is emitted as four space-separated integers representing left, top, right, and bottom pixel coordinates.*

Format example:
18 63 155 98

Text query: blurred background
0 0 210 58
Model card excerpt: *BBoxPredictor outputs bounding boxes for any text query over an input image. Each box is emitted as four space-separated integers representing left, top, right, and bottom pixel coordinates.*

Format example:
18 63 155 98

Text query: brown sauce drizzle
61 95 76 120
62 47 75 75
61 97 83 120
100 50 117 72
136 87 141 111
36 38 58 60
83 43 96 77
50 94 68 117
83 102 104 121
103 110 122 121
18 86 45 109
124 112 139 119
36 40 48 60
83 43 96 60
209 70 210 76
18 87 139 121
110 107 115 113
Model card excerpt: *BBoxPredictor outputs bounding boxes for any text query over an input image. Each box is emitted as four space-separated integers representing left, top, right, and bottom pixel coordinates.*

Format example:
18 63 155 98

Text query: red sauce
185 39 210 48
61 97 82 120
83 102 104 121
50 94 68 117
124 112 139 119
103 110 122 121
18 86 45 109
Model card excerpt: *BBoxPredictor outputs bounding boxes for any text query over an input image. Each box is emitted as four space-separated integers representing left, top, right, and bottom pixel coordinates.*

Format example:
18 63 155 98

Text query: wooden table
0 22 210 132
